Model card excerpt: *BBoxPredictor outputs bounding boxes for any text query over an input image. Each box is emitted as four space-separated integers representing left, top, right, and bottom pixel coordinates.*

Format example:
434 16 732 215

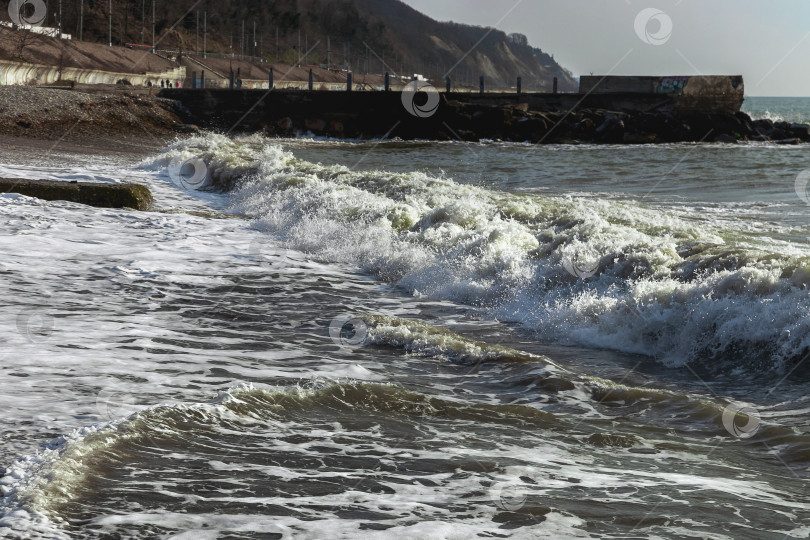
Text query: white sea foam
3 375 805 539
3 135 809 539
0 424 108 540
0 384 569 538
152 134 810 371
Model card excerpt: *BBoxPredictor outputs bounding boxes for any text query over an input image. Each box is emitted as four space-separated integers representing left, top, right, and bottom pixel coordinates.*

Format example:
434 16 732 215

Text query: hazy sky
401 0 810 96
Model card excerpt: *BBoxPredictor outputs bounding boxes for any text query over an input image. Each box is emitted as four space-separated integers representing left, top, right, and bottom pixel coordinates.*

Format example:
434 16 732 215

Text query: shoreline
1 99 809 539
0 88 806 153
0 133 174 157
0 84 806 150
0 87 183 146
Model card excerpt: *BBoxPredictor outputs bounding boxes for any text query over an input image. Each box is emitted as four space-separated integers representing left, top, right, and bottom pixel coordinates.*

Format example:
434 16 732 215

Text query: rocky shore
1 85 802 147
164 88 809 145
425 99 810 144
0 87 182 141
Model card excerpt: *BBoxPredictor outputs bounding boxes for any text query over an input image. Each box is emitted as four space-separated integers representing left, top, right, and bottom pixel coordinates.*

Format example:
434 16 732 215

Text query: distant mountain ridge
17 0 576 90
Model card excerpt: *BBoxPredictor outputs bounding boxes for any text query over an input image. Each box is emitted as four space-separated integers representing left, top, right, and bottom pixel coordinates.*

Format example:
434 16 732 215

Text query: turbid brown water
1 119 809 538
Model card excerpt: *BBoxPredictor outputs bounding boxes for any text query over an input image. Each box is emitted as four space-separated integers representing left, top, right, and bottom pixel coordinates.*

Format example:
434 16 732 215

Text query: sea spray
145 135 810 371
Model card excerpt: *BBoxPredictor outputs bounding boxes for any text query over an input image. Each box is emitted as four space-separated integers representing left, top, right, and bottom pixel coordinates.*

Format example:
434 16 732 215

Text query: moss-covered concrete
0 178 153 210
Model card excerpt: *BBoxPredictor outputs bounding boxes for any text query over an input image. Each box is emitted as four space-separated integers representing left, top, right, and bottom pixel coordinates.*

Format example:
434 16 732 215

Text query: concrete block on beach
0 178 153 210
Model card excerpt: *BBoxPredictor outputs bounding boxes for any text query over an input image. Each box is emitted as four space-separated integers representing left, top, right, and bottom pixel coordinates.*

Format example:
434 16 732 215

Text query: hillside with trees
9 0 576 90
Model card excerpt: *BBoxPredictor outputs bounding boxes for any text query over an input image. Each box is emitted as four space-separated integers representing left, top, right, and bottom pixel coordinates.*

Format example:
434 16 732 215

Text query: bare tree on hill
0 26 43 62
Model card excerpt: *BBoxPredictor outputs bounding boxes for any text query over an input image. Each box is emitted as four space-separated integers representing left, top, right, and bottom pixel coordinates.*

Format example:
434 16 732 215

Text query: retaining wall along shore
158 76 790 145
0 59 186 87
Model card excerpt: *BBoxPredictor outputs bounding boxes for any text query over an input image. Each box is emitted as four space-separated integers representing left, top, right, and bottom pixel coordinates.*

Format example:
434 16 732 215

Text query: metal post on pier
347 72 352 92
479 76 484 94
308 69 314 91
201 71 205 88
191 71 196 89
517 76 522 95
553 77 558 94
446 77 451 93
384 72 389 91
269 68 274 89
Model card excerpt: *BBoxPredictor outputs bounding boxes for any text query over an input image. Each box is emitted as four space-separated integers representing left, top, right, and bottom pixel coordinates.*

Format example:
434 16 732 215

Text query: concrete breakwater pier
0 178 153 210
160 75 808 144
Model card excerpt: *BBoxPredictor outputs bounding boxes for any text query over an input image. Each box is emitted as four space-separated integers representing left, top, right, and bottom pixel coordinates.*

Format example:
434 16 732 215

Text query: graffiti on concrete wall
656 76 688 94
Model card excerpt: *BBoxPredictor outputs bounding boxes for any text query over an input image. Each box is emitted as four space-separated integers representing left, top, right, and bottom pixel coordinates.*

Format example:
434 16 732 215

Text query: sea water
1 99 809 539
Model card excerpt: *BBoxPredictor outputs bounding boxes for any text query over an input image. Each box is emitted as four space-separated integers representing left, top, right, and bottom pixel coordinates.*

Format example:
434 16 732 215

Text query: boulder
305 118 327 132
327 120 344 135
713 133 737 144
471 107 512 132
623 132 657 144
276 117 293 131
752 118 774 132
594 115 626 142
789 123 810 140
574 117 595 131
513 117 549 142
774 138 802 145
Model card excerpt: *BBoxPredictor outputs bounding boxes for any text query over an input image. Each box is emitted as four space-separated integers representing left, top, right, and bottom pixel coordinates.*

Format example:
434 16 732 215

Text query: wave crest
149 135 810 371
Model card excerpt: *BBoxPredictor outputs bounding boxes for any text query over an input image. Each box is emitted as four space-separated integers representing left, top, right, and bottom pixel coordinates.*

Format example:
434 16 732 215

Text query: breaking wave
143 135 810 371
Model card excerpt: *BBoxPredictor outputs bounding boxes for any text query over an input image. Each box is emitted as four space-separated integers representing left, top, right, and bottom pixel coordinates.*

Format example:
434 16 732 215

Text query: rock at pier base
713 133 738 144
0 178 153 210
161 88 810 145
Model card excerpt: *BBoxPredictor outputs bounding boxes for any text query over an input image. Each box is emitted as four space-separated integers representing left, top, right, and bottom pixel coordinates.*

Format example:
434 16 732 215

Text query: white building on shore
0 21 71 40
